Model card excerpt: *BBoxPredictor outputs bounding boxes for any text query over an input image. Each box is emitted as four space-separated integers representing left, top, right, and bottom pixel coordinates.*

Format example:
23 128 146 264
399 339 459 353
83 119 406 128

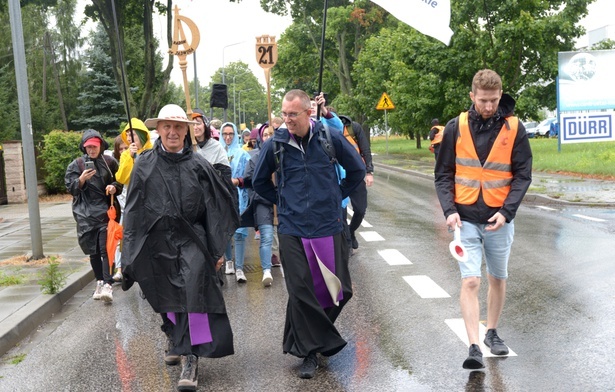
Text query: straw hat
144 104 197 128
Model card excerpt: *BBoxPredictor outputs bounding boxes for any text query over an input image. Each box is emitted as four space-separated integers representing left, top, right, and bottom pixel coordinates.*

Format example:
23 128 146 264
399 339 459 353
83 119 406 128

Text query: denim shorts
458 220 515 279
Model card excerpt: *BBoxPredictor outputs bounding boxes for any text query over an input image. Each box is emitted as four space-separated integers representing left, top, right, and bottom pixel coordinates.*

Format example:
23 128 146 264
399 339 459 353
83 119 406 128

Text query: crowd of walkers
64 89 374 390
65 68 530 389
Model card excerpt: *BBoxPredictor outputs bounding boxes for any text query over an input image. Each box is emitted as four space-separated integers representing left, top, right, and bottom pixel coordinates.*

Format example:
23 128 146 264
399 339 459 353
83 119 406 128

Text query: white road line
572 214 606 222
402 275 450 298
359 231 385 242
378 249 412 265
536 206 557 211
445 318 517 357
346 208 372 227
361 220 373 228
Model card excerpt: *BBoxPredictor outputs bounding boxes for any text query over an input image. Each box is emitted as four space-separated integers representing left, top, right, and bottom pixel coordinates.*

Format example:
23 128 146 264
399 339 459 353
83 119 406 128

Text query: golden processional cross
169 5 200 149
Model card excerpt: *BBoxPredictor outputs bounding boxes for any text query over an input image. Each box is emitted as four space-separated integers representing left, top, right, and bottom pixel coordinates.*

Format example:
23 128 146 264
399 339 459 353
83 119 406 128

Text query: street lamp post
238 88 252 127
233 75 237 124
232 71 250 124
222 41 245 85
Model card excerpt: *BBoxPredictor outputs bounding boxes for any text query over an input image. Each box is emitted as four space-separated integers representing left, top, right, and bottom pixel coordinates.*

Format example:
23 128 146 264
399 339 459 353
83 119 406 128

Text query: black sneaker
164 335 180 366
351 234 359 250
177 354 198 391
299 353 318 379
462 344 485 369
484 329 509 355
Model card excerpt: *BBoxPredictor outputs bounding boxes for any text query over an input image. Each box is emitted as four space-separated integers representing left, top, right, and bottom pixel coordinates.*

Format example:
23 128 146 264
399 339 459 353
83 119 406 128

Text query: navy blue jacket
253 121 365 238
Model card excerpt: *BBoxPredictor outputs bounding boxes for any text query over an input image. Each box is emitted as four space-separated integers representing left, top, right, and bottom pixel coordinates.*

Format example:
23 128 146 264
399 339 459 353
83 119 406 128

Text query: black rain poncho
121 139 239 314
65 129 122 255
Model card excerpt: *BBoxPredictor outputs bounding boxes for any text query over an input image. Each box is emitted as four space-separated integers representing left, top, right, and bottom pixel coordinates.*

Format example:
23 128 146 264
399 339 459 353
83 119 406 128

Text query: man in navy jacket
253 89 365 379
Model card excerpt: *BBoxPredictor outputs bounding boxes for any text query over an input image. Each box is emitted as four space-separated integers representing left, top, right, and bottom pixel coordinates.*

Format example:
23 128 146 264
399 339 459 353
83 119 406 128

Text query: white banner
560 112 615 144
371 0 453 45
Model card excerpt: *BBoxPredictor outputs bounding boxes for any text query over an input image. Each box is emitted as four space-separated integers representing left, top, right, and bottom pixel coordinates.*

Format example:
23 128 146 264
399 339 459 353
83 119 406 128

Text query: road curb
373 162 434 181
374 162 615 207
0 267 93 358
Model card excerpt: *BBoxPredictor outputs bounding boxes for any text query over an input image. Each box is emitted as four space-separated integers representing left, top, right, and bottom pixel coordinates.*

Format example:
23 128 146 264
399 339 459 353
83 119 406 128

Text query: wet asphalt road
1 166 614 391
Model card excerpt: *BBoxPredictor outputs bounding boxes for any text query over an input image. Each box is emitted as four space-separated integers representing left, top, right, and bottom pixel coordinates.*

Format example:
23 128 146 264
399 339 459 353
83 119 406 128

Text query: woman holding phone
65 129 123 303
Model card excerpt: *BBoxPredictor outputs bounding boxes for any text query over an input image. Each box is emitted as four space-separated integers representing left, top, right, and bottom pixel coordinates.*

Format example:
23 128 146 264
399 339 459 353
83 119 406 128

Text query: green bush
39 130 83 194
39 130 116 194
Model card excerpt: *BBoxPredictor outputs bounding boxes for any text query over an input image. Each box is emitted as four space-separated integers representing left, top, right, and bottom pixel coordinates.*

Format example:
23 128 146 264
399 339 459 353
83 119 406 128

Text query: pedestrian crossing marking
359 231 385 242
572 214 606 222
378 249 412 265
403 275 450 298
445 318 517 357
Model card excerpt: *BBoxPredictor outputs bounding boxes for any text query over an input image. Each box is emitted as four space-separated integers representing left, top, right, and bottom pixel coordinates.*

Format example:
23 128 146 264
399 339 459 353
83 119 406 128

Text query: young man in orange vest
434 69 532 370
428 118 444 161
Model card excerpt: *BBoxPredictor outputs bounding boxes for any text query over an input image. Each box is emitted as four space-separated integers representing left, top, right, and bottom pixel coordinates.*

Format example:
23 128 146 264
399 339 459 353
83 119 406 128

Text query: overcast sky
76 0 612 87
76 0 292 87
154 0 292 87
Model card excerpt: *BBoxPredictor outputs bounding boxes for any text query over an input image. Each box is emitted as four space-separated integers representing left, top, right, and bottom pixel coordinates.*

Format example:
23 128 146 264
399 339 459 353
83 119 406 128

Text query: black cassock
279 232 352 358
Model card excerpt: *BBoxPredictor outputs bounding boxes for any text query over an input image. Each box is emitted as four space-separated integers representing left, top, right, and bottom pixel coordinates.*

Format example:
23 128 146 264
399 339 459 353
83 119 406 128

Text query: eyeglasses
281 109 308 119
222 132 235 137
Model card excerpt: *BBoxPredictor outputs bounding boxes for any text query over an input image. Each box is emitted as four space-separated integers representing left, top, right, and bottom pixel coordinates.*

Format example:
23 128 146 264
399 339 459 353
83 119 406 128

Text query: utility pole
8 0 43 259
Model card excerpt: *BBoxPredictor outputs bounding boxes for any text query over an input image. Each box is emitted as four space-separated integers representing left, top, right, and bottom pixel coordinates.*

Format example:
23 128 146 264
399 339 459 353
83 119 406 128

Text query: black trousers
89 228 113 285
348 181 368 235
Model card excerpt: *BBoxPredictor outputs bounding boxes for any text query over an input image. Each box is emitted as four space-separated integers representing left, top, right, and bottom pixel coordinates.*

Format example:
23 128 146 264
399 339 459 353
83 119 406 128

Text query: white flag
371 0 453 46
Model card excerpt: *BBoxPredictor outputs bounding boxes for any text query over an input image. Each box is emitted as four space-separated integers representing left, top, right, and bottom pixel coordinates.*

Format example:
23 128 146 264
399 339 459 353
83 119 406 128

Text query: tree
270 0 389 123
73 25 123 135
84 0 173 119
1 1 56 141
0 0 86 142
352 0 594 141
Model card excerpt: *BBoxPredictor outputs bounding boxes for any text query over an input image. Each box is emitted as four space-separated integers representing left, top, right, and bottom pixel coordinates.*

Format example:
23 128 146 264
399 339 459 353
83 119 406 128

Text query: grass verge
370 136 615 179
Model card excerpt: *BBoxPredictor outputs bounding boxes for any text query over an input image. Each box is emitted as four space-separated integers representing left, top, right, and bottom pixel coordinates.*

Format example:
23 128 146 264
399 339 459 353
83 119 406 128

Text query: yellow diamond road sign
376 92 395 110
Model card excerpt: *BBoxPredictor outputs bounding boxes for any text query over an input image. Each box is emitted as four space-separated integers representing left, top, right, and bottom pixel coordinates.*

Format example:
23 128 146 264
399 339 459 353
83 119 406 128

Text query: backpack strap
274 123 337 188
317 122 337 164
273 141 285 188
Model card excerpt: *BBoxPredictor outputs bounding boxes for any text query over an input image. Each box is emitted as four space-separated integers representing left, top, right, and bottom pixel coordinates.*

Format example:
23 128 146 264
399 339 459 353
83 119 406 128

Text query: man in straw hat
120 104 239 391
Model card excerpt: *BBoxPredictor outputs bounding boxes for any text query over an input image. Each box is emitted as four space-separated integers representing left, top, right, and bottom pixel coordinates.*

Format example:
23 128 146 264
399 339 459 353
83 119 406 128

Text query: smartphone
84 160 95 171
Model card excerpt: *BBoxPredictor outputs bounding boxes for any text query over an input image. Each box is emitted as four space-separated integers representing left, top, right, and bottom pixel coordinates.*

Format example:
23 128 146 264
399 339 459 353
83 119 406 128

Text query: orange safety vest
430 125 444 145
343 125 364 163
454 112 518 207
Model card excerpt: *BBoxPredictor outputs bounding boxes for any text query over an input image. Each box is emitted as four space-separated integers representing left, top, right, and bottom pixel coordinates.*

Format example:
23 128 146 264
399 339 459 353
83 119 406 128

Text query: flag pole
110 0 135 148
316 0 329 119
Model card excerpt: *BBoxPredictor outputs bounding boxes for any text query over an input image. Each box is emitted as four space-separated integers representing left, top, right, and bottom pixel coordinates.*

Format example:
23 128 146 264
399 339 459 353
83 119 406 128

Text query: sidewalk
0 201 93 357
1 162 614 358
